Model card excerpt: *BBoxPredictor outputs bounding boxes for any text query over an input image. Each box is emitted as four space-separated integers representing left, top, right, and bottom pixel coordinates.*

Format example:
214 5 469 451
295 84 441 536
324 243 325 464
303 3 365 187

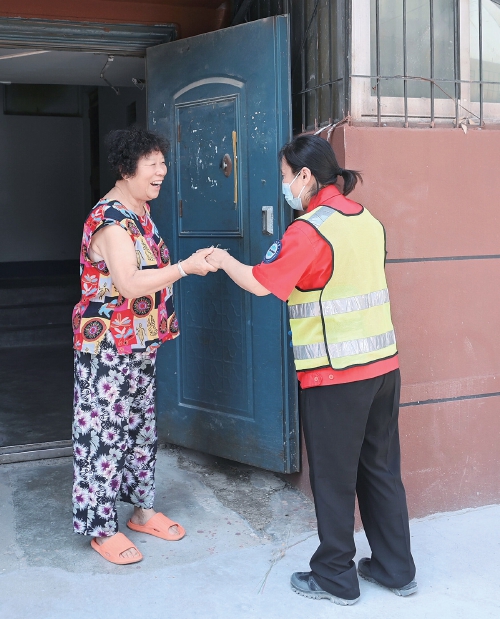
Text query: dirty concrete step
0 324 72 348
0 302 74 328
0 284 80 307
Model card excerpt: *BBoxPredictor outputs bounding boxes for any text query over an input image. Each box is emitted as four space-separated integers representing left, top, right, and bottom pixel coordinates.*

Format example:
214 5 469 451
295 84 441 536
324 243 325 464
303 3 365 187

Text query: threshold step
0 440 72 464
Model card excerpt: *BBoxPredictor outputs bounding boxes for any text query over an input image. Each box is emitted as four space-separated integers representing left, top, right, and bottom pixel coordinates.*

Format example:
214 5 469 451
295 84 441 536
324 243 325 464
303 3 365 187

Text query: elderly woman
71 127 216 565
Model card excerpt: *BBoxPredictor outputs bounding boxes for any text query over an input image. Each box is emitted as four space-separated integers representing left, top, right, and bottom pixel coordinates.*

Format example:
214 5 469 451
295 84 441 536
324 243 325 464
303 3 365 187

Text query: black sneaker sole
290 582 359 606
358 569 418 597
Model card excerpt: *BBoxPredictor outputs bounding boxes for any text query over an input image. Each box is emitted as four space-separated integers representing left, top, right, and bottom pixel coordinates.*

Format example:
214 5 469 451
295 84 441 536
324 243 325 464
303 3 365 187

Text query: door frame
0 19 165 463
0 17 177 55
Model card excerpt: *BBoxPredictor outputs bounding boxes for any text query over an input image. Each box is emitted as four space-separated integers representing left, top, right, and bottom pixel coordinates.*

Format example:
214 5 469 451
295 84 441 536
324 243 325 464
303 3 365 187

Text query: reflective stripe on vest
288 288 390 320
293 329 396 361
307 205 335 228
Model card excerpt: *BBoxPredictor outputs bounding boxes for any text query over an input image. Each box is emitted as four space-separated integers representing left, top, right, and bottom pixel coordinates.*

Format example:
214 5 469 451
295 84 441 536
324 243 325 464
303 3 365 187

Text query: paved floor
0 445 499 619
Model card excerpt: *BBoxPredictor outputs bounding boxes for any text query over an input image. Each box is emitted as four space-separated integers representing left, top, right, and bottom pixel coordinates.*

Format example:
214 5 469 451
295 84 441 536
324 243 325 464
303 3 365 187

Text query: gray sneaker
357 558 418 597
290 572 360 606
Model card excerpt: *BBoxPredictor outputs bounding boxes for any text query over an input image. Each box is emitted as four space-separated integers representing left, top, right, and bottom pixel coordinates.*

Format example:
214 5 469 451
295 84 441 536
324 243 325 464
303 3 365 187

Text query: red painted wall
290 126 500 519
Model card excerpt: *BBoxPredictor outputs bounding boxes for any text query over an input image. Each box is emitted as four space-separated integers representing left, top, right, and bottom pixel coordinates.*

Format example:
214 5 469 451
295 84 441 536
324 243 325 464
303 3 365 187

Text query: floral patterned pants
72 332 158 537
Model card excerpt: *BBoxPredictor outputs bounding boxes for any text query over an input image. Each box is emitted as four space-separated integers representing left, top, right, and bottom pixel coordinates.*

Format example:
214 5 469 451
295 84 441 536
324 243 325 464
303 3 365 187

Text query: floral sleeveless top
72 199 179 355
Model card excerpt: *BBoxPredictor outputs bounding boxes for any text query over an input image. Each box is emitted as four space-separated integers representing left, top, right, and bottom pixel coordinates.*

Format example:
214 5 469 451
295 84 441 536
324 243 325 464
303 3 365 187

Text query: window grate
246 0 349 132
241 0 500 128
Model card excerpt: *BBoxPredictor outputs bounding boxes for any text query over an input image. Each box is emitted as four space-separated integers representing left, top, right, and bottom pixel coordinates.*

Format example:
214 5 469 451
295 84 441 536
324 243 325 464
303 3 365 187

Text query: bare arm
90 225 217 298
205 248 270 296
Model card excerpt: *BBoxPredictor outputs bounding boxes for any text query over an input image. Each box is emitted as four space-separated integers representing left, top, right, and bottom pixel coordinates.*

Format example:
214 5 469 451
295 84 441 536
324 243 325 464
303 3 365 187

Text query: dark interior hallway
0 344 73 447
0 60 147 456
0 273 77 448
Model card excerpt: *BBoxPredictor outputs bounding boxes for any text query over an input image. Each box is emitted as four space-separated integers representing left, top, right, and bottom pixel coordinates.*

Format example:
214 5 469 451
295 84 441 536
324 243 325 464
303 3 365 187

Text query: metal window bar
430 0 435 126
328 0 334 123
314 2 319 129
403 0 409 128
295 76 346 95
352 73 500 86
479 0 484 126
454 0 460 127
301 2 307 131
375 0 381 126
344 0 351 118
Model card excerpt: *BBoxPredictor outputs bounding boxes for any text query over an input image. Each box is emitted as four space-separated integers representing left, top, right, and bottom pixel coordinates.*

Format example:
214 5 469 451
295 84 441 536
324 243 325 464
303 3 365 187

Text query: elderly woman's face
127 150 167 201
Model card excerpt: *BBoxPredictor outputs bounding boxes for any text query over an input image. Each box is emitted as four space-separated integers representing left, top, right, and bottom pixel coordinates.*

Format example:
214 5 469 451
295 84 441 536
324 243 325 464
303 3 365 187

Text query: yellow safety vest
287 205 397 371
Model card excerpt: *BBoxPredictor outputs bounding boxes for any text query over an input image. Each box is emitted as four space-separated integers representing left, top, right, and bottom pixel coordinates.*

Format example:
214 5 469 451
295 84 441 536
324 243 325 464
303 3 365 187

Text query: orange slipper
90 532 143 565
127 512 186 541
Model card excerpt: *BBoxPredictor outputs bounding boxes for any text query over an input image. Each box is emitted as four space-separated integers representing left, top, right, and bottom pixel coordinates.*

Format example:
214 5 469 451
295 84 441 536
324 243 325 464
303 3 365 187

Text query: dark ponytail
338 168 360 196
279 134 362 196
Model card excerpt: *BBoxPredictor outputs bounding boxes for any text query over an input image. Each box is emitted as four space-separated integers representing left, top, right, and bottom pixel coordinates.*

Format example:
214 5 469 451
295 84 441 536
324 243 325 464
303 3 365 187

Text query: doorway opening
0 48 147 462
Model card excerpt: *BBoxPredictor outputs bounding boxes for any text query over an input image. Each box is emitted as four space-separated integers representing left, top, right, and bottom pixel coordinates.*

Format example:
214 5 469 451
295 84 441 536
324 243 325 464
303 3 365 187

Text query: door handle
262 206 274 235
232 130 238 205
221 154 233 177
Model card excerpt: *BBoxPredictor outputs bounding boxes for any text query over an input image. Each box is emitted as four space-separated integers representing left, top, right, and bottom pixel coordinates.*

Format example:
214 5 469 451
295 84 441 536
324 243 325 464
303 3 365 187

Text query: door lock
221 154 233 177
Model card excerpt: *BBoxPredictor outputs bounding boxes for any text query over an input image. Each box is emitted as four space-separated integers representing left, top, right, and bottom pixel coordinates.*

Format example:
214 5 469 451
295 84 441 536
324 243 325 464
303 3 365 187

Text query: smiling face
125 150 167 202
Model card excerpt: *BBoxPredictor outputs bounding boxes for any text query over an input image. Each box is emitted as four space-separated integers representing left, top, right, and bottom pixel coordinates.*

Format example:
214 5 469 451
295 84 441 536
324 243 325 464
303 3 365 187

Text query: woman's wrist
177 260 188 278
220 251 232 270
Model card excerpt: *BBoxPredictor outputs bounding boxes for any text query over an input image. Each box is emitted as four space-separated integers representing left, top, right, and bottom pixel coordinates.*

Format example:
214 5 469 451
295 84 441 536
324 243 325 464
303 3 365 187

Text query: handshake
178 246 231 277
177 246 268 296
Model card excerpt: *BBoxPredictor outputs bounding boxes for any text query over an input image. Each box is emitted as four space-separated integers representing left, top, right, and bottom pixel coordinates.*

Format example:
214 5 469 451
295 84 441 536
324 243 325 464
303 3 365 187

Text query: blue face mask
282 172 306 211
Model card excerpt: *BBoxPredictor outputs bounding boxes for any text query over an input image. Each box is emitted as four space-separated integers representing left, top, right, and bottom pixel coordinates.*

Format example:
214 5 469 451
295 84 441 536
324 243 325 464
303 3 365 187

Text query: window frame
350 0 500 126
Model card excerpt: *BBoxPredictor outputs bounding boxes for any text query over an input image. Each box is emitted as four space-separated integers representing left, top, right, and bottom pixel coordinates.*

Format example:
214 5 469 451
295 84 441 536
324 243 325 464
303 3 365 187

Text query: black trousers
300 369 415 600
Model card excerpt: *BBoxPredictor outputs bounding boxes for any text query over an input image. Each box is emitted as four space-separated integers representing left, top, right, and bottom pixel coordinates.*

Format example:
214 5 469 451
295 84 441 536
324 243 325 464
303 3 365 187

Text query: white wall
0 84 147 264
0 85 86 263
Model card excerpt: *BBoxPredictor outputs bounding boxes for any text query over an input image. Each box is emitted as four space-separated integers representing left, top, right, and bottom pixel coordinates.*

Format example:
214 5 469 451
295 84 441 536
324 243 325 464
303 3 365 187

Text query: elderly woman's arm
90 225 216 298
205 248 270 296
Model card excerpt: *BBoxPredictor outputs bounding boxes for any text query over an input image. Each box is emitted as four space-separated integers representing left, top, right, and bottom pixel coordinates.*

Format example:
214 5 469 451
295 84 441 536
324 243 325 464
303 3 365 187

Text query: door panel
177 97 240 235
147 16 298 473
180 255 250 417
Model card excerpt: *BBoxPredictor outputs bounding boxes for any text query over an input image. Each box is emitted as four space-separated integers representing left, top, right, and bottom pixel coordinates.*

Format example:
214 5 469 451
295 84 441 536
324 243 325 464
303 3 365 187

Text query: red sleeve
252 222 324 301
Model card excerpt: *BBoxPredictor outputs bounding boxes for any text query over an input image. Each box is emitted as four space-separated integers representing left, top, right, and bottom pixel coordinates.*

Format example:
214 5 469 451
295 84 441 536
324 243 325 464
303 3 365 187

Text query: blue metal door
147 16 298 473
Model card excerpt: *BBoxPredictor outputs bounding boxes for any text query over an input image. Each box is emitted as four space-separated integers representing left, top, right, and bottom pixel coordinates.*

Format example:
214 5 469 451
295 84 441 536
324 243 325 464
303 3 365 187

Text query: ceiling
0 48 145 86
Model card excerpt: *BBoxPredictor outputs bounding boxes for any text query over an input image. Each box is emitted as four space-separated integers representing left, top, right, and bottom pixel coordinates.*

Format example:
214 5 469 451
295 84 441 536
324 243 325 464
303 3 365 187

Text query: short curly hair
105 127 170 180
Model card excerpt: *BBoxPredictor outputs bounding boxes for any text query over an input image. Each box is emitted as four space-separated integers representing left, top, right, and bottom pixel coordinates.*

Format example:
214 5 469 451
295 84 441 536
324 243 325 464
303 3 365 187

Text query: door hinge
179 199 183 217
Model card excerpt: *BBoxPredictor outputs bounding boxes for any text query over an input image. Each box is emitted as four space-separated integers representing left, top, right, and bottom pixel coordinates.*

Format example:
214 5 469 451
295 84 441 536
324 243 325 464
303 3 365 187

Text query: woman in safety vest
205 134 417 605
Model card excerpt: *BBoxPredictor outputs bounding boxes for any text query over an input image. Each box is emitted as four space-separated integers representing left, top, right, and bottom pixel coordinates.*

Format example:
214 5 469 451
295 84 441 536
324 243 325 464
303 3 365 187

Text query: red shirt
253 185 399 388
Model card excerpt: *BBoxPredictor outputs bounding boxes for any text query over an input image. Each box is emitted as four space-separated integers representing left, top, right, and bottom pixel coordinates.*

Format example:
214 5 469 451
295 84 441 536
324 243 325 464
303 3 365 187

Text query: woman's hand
181 247 218 276
204 248 270 296
205 247 230 270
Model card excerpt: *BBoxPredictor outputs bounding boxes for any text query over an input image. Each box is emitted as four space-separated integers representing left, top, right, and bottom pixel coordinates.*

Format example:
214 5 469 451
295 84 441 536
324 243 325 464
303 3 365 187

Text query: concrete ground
0 445 499 619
